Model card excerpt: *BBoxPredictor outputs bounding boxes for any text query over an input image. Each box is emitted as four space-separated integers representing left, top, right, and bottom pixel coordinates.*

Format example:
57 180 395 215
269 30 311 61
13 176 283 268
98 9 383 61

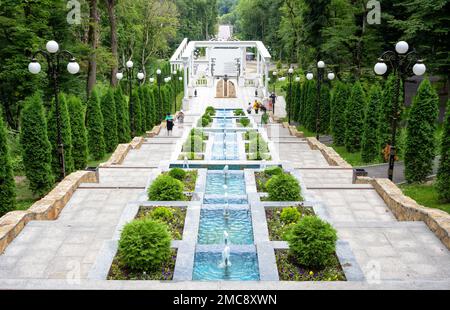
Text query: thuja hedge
67 95 88 171
86 89 106 160
0 112 16 216
437 101 450 202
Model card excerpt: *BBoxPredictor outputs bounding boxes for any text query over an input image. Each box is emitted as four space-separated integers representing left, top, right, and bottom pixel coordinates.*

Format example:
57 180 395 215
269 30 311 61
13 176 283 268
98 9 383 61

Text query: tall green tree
436 101 450 202
138 86 147 133
114 87 130 143
404 79 439 183
47 94 75 178
86 89 106 160
304 80 317 132
20 93 54 197
345 82 366 152
361 85 382 163
0 112 16 216
130 89 142 136
330 81 349 146
67 95 88 171
101 88 119 152
319 84 331 133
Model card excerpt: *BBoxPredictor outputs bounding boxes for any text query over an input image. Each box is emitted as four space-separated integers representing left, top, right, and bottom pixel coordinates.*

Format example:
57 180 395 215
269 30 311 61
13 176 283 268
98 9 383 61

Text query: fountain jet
220 246 232 268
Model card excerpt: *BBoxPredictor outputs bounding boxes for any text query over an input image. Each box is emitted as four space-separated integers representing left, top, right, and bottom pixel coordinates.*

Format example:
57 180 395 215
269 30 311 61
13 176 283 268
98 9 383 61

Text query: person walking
177 110 185 128
253 100 260 114
269 92 277 114
165 112 174 136
247 102 252 114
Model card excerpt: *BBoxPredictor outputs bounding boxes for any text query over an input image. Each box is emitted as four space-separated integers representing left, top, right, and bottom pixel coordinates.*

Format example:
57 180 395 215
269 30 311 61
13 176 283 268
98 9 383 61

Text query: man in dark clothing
269 92 276 114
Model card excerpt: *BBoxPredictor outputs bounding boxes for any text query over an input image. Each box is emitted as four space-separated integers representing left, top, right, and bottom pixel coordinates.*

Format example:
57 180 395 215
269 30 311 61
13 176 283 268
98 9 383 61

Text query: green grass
400 183 450 214
296 125 316 138
330 145 383 167
15 177 39 211
86 152 113 168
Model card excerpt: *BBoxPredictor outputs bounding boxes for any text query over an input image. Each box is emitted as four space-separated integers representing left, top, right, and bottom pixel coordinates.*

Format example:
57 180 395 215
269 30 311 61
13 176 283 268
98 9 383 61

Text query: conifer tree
47 93 74 177
130 89 142 136
0 112 16 216
405 79 439 183
101 88 118 152
67 95 88 170
114 87 131 143
20 93 54 197
345 82 366 152
330 82 349 146
86 89 106 160
304 80 317 132
319 84 331 133
138 86 147 133
361 85 382 163
437 101 450 202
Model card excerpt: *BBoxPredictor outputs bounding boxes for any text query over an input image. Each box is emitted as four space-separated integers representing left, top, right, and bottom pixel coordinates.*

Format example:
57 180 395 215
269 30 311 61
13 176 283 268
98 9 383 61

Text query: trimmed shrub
130 89 142 136
266 173 302 201
286 216 337 268
261 113 269 124
114 87 131 143
183 135 204 152
47 93 74 177
118 219 171 271
319 84 331 133
101 88 118 153
330 82 349 146
239 117 250 127
264 166 283 176
345 82 366 153
149 207 174 222
67 95 88 170
168 168 186 181
0 113 16 216
205 106 216 116
148 175 185 201
361 85 381 163
248 136 268 153
86 89 106 160
280 207 301 224
437 101 450 202
20 93 54 197
304 80 317 132
234 109 245 116
405 79 439 183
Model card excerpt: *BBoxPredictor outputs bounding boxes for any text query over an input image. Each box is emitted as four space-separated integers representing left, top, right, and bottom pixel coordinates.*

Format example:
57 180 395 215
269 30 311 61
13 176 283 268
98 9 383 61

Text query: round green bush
280 207 301 224
201 116 211 127
183 135 204 152
240 117 250 127
264 166 283 176
168 168 186 181
266 173 302 201
248 137 268 153
286 216 337 268
205 106 216 115
118 219 171 271
149 207 174 222
148 175 185 201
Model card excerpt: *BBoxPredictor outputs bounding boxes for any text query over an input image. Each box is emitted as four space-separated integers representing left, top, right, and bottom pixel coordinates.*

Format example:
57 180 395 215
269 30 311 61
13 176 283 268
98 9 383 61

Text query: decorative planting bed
255 167 303 202
265 205 314 241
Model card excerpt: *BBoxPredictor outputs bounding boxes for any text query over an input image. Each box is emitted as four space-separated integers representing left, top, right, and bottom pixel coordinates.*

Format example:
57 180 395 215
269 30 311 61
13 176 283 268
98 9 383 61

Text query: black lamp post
272 71 277 94
306 61 335 141
374 40 426 181
287 67 294 124
28 40 80 180
116 60 140 137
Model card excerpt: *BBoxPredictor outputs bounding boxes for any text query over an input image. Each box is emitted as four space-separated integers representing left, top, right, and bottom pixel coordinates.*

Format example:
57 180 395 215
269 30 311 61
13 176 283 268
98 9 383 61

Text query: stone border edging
0 170 98 254
305 137 352 168
356 176 450 249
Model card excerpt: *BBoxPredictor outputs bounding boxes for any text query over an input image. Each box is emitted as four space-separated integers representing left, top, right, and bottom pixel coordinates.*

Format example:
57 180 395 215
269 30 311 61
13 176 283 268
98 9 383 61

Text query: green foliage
266 173 302 201
139 86 147 133
19 93 54 197
361 85 382 163
67 95 88 171
0 113 16 216
345 82 366 153
183 135 204 153
264 166 283 176
239 117 250 127
131 89 142 136
286 216 337 268
261 112 269 124
86 89 106 161
280 207 301 224
101 88 118 153
437 102 450 202
205 106 216 116
168 168 186 181
319 84 331 133
118 219 171 272
201 115 212 127
405 79 439 183
378 75 403 156
248 136 269 153
330 82 349 146
47 93 74 177
114 87 131 143
304 80 317 132
148 175 185 201
234 109 245 116
149 207 174 222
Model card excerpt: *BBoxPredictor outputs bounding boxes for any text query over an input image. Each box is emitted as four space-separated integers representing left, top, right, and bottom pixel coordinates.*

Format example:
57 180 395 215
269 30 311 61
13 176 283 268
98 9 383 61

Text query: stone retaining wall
0 170 98 253
357 177 450 250
306 137 352 168
99 144 131 167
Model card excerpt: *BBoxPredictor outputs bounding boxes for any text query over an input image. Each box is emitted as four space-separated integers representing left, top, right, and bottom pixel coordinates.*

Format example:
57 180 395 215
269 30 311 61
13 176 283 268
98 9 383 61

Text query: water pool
205 172 246 195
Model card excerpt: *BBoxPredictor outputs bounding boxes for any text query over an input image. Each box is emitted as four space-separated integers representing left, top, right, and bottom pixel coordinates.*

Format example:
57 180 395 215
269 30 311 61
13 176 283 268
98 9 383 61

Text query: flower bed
108 249 177 280
276 250 345 281
136 206 186 240
265 206 314 241
162 170 197 192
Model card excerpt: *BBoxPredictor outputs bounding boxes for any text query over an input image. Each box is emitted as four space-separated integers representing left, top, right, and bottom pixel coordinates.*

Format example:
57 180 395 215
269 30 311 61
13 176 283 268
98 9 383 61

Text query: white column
264 60 269 96
257 49 260 76
183 61 188 100
241 47 245 77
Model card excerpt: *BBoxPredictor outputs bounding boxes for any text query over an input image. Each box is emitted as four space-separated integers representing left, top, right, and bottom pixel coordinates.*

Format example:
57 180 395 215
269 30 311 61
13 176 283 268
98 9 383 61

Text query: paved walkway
0 86 448 289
